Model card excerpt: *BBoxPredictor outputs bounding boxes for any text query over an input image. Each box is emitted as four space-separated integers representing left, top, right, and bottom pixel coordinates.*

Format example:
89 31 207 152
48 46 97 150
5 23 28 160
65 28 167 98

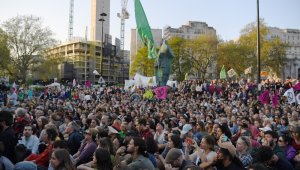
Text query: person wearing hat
164 148 195 170
73 128 98 166
215 140 244 170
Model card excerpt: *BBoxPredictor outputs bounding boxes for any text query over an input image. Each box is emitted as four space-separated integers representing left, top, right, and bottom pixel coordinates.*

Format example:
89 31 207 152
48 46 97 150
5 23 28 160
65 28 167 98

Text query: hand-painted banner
259 90 269 104
154 86 167 100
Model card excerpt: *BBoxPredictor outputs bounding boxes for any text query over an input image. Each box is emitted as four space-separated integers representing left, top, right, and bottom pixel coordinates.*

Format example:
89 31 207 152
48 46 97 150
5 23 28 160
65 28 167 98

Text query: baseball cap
181 124 192 135
259 126 272 132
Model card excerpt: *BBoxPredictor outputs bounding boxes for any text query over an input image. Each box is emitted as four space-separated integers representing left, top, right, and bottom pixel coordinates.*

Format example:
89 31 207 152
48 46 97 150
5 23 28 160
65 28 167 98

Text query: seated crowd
0 79 299 170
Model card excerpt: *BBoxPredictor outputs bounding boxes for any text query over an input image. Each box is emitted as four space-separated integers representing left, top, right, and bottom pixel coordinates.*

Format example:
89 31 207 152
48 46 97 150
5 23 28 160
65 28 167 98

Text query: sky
0 0 299 51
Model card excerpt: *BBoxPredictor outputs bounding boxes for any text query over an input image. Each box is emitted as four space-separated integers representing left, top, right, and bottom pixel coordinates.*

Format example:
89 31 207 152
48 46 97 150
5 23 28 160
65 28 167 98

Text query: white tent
47 82 61 87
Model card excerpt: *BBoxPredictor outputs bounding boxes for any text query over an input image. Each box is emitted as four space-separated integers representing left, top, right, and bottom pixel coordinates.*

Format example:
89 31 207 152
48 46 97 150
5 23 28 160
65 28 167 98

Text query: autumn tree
185 34 218 80
130 47 155 77
217 41 252 75
238 20 287 77
217 20 287 78
168 37 191 81
0 28 12 77
0 15 57 83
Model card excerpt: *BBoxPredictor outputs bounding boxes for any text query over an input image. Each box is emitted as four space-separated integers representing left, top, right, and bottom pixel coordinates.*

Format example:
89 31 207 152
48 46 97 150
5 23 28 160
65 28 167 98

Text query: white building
130 29 162 65
90 0 110 42
267 27 300 79
164 21 216 40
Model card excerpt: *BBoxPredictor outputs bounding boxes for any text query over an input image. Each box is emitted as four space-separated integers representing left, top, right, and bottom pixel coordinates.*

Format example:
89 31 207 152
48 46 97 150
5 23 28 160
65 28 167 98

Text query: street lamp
257 0 261 83
99 12 107 81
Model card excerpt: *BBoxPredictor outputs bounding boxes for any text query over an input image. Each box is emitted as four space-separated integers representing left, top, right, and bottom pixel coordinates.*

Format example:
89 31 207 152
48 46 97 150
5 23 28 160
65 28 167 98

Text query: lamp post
257 0 261 83
99 12 107 81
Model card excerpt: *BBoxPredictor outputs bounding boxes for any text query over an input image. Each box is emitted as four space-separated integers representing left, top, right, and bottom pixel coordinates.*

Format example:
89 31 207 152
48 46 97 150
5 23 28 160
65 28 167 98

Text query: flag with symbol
283 88 296 104
220 65 226 79
227 68 236 78
259 90 269 104
244 67 252 74
154 86 167 100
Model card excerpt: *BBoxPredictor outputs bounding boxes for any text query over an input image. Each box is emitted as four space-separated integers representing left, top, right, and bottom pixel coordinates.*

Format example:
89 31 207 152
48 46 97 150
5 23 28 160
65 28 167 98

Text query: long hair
95 148 113 170
132 137 148 157
53 149 75 170
170 135 183 149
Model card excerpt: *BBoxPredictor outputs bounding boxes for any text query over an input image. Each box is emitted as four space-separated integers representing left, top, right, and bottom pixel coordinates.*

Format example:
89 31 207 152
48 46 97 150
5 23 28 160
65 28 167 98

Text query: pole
84 26 87 83
99 13 107 82
257 0 261 83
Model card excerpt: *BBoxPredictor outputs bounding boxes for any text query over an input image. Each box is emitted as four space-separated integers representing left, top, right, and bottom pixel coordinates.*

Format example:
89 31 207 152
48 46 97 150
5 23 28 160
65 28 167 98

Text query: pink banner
85 81 91 87
272 91 279 108
154 86 167 100
293 82 300 91
259 90 269 104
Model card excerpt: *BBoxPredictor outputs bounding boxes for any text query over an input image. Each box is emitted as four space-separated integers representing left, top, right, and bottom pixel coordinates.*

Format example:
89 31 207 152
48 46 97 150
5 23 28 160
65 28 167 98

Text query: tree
238 20 287 77
168 37 191 81
217 20 287 78
130 47 155 77
0 28 12 77
0 15 57 83
217 41 252 76
185 35 218 80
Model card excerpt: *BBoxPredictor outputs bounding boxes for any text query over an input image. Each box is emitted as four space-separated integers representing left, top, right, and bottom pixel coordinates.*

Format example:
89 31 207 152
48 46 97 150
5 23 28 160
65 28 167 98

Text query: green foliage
0 15 57 83
168 37 190 81
217 20 287 78
185 34 218 80
130 47 155 77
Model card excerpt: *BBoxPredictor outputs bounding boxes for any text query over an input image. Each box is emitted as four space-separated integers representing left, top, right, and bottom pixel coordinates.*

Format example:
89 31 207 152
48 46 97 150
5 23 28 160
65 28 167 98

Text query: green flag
220 65 226 79
134 0 157 59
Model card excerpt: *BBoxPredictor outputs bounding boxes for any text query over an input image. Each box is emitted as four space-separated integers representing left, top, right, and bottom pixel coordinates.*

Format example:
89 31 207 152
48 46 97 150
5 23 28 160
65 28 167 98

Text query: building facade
164 21 216 40
130 29 162 67
267 27 300 80
164 21 217 79
47 39 128 84
90 0 110 42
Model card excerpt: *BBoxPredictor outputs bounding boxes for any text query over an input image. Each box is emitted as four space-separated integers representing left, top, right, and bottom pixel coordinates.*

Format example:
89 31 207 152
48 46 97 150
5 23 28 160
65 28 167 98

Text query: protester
50 149 76 170
1 78 300 170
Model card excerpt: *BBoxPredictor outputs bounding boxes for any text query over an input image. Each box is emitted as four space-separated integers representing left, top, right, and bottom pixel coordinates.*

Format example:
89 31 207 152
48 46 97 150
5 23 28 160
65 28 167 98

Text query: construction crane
68 0 74 41
117 0 129 51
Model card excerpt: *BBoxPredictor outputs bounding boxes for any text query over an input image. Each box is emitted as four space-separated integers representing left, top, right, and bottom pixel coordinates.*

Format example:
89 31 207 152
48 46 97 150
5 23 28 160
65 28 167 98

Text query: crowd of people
0 78 299 170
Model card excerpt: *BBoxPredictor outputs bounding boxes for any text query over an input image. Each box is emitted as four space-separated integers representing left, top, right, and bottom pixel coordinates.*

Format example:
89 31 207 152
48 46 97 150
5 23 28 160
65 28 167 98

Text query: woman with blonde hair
236 136 252 167
50 149 76 170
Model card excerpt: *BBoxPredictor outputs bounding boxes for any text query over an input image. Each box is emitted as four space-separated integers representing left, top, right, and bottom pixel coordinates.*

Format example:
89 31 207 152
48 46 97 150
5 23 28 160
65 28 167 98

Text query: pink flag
293 82 300 91
209 84 215 93
154 86 167 100
85 81 91 87
259 90 270 104
272 90 279 108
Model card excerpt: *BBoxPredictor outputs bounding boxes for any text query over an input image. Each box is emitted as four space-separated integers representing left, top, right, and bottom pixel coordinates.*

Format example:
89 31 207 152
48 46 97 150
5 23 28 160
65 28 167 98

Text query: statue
155 40 174 87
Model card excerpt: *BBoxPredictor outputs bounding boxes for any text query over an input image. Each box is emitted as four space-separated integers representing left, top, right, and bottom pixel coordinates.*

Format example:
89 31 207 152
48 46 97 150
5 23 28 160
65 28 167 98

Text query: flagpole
84 26 87 83
257 0 261 84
